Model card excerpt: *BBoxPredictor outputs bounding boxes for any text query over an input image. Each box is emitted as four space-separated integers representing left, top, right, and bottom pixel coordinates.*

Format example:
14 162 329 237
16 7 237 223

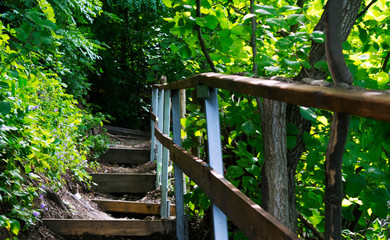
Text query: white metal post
160 90 171 218
150 87 158 162
172 90 189 239
156 89 164 188
204 87 228 240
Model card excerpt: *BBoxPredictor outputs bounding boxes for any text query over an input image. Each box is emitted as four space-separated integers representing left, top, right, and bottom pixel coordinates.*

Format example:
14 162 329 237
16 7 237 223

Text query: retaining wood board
91 173 155 193
43 219 174 236
101 147 149 165
93 199 176 216
104 125 150 137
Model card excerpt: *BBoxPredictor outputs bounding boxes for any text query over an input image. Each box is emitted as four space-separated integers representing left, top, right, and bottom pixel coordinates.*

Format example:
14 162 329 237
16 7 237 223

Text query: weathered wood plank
157 73 390 122
104 125 150 137
91 173 155 193
101 147 149 165
92 199 176 216
43 219 175 236
154 128 299 240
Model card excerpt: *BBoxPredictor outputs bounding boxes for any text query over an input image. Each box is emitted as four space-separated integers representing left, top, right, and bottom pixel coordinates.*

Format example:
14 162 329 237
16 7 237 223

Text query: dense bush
0 1 109 238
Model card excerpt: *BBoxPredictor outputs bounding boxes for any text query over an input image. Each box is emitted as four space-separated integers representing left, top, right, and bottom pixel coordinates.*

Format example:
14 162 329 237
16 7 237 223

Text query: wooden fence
149 72 390 240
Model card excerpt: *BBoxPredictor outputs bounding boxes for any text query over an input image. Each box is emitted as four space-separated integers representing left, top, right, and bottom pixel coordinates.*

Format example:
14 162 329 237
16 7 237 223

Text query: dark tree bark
286 0 362 234
260 99 290 229
324 0 355 239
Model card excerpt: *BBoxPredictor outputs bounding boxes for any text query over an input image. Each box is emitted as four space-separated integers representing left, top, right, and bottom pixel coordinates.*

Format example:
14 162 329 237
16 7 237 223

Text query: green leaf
299 107 317 121
227 166 244 179
255 54 275 67
284 59 301 68
377 71 389 85
201 0 211 8
199 194 211 210
231 25 248 37
179 45 191 58
242 176 257 191
161 0 173 7
276 38 293 49
204 15 219 30
279 5 301 12
264 66 282 73
312 31 325 43
0 102 11 115
265 18 288 29
314 60 328 71
170 43 179 53
241 120 256 135
301 61 311 70
358 27 368 43
308 209 322 226
9 219 20 236
346 175 366 197
218 29 231 38
243 14 256 21
245 165 261 176
254 5 278 15
287 14 306 25
210 53 220 61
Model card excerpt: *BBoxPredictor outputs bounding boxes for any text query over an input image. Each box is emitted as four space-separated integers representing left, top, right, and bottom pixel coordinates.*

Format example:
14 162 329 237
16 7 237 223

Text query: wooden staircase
43 126 175 238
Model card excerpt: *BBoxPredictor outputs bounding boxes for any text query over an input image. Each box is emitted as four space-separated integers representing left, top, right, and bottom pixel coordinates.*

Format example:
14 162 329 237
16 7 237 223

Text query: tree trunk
260 99 291 230
286 0 362 232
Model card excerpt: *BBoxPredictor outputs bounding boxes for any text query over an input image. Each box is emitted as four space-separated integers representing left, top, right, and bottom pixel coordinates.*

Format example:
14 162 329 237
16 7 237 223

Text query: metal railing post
156 88 165 188
172 89 189 239
204 87 229 240
160 90 171 218
150 87 158 162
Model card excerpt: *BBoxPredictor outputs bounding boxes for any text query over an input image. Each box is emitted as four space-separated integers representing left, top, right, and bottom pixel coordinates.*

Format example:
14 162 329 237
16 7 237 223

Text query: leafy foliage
162 0 390 238
0 0 109 238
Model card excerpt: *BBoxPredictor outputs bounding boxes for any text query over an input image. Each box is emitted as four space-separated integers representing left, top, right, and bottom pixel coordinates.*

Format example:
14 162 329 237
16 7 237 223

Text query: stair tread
43 218 175 236
92 199 176 215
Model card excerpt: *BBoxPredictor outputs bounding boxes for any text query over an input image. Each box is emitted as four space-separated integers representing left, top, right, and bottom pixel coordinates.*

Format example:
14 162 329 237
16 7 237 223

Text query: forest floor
16 126 212 240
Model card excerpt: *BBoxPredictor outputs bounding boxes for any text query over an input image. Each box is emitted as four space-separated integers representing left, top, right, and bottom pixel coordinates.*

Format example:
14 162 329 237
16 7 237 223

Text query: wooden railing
149 73 390 240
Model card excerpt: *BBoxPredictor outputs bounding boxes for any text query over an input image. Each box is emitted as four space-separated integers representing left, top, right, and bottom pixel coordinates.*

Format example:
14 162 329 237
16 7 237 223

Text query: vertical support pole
172 90 189 240
156 89 165 188
150 87 158 162
161 90 171 218
204 88 228 240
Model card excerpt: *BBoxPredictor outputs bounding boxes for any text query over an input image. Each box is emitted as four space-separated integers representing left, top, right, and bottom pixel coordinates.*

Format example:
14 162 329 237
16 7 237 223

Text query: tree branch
325 0 353 84
297 211 325 240
250 0 257 74
196 0 217 73
356 0 377 20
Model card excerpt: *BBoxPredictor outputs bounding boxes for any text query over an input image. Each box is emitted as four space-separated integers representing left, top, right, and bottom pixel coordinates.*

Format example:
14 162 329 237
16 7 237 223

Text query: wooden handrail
151 73 390 239
155 73 390 122
154 127 299 240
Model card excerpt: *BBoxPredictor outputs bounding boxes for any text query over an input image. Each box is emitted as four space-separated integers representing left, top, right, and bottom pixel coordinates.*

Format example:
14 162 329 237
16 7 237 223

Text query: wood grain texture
92 199 176 215
156 73 390 122
43 219 175 236
154 128 299 240
90 173 155 193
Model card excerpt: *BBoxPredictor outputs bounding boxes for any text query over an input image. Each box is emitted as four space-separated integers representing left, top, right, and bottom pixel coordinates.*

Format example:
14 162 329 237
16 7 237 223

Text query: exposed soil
15 127 178 240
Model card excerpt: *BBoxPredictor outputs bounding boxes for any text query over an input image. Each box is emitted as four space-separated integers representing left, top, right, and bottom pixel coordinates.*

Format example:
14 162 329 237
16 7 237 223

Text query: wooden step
93 199 176 216
43 219 175 236
104 125 150 137
101 147 150 165
91 173 155 193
